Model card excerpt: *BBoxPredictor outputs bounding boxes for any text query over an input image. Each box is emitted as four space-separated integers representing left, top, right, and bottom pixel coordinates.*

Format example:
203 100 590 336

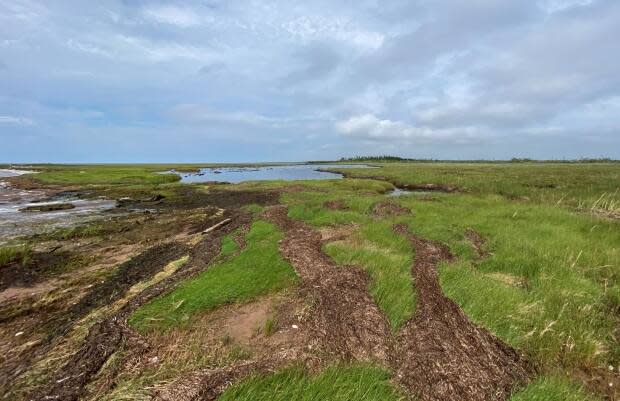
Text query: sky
1 0 619 162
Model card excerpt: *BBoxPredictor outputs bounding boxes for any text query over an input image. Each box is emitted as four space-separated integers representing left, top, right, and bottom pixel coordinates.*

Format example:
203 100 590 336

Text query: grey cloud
0 0 619 162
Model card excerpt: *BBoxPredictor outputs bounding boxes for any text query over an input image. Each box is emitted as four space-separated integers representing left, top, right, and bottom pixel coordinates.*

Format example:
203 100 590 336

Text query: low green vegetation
272 171 619 385
31 166 180 185
0 244 32 266
129 221 298 331
510 376 599 401
38 224 106 241
397 194 620 369
219 364 403 401
219 231 241 257
333 162 620 212
263 315 277 336
243 203 265 214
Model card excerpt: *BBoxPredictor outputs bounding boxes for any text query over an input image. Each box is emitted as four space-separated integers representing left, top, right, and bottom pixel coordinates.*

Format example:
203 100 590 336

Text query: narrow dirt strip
392 223 530 401
264 206 392 364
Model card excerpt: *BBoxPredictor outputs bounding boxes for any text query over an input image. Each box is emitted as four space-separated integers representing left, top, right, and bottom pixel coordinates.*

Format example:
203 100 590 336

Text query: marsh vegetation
0 162 618 400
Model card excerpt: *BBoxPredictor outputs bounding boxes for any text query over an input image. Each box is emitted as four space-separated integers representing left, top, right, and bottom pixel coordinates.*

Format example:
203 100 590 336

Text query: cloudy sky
1 0 619 162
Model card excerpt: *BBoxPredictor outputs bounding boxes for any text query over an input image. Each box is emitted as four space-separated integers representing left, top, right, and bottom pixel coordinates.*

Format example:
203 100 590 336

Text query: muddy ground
0 185 278 400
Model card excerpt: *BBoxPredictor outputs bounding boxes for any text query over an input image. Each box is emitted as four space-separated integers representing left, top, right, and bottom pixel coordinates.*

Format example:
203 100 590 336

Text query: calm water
0 185 117 244
387 188 413 197
0 169 35 177
171 164 374 183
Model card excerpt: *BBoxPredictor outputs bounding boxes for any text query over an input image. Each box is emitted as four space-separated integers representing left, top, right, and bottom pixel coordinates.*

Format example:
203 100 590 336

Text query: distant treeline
507 157 619 163
307 156 620 164
339 155 415 162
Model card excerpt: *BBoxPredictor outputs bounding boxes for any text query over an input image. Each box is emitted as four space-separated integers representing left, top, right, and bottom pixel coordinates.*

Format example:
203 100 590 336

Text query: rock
146 194 165 202
116 197 133 207
19 203 75 212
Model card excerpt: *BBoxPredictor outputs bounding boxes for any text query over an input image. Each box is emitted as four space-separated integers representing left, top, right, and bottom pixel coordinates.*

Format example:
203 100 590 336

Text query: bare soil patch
576 366 620 400
372 200 411 217
323 199 349 210
318 224 358 243
149 294 311 401
465 228 491 259
0 250 72 291
397 183 458 193
392 223 529 401
146 188 279 211
0 279 58 303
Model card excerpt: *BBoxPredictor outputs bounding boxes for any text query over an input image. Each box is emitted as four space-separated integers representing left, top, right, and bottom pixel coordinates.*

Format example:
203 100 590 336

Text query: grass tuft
263 315 277 336
510 376 600 401
0 244 32 266
218 364 404 401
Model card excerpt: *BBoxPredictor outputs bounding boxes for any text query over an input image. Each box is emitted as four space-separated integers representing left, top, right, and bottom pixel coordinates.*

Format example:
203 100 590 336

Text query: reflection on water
0 169 36 178
170 164 375 184
386 188 413 197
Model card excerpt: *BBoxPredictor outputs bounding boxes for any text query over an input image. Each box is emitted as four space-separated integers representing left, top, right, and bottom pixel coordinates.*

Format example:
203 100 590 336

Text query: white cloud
0 115 35 126
169 104 316 128
540 0 595 13
336 114 484 144
142 5 201 28
281 16 384 50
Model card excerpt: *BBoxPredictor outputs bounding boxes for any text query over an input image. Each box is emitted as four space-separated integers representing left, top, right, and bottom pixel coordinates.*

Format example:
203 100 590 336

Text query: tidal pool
0 185 117 244
169 164 375 183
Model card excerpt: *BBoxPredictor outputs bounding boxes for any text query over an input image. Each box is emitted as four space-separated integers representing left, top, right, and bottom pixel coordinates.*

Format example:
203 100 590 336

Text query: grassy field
279 180 620 367
509 376 599 401
27 166 181 185
331 162 620 213
260 164 617 399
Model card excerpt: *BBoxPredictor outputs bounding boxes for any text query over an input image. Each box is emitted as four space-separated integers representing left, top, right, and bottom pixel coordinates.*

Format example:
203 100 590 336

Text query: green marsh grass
332 162 620 212
278 178 619 376
218 364 403 401
129 221 298 332
0 244 32 266
31 166 180 185
394 194 620 369
509 376 600 401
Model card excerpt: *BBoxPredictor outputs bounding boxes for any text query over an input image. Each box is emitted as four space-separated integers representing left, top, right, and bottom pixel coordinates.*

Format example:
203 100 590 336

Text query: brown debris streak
392 223 529 401
264 205 391 364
